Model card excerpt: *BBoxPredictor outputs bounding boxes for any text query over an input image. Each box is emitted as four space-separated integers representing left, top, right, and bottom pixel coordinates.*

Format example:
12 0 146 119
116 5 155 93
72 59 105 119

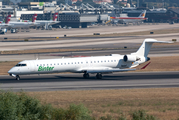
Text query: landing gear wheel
83 73 89 78
16 75 20 81
96 73 102 79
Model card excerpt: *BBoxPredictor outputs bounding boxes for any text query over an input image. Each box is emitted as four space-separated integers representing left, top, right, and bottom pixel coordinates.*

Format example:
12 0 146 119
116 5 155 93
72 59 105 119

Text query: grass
1 56 179 75
26 88 179 119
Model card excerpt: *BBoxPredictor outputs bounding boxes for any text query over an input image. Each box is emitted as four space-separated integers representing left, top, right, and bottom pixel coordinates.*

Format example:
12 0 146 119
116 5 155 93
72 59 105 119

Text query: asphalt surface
0 71 179 92
0 23 178 38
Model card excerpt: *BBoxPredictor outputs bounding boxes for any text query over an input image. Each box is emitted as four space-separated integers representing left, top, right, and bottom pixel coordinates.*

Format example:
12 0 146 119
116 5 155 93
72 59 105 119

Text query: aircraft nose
8 67 15 74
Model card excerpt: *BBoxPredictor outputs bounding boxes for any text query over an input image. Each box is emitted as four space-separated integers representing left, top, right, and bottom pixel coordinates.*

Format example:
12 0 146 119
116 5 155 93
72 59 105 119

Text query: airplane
8 14 38 32
8 39 172 80
0 14 38 33
0 15 11 34
110 10 147 25
33 12 60 29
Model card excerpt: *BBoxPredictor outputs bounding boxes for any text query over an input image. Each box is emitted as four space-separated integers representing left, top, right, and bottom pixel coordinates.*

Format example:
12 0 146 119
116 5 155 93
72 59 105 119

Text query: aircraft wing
86 68 136 73
76 67 136 73
76 62 151 73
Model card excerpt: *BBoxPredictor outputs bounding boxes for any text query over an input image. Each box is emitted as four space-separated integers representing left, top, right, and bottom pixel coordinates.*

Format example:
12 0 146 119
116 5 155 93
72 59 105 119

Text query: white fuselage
1 22 37 29
8 55 144 75
35 21 58 27
122 18 145 23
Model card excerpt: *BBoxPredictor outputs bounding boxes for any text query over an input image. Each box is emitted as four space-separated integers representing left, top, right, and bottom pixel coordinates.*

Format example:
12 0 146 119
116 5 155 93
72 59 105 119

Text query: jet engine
123 55 137 62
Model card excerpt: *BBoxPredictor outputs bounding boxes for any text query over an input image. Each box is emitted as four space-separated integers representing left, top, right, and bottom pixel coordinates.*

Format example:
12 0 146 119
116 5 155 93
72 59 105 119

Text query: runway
0 71 179 92
0 23 178 39
0 33 178 51
0 46 178 61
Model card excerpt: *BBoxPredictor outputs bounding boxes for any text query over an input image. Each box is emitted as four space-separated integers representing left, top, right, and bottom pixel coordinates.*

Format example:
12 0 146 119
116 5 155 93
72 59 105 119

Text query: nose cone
8 67 15 74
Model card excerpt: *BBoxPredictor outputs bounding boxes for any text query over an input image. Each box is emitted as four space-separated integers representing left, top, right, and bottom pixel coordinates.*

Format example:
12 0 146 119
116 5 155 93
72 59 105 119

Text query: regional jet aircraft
8 39 171 80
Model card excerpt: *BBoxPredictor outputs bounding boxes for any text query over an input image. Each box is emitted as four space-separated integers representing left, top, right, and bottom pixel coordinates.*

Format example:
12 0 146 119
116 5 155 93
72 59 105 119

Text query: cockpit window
15 64 27 67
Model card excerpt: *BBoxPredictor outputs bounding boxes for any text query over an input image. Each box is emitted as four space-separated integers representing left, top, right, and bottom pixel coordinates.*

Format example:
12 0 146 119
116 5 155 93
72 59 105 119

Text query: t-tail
138 10 146 18
5 15 11 24
124 39 172 67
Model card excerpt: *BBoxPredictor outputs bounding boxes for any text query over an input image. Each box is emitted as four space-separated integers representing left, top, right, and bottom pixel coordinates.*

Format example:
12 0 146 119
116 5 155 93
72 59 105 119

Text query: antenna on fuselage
35 54 39 60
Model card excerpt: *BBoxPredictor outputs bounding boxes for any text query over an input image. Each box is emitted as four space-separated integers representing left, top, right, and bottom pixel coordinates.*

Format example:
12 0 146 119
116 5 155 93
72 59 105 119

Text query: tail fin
133 39 172 57
52 12 58 21
5 15 11 24
32 14 37 22
138 10 146 18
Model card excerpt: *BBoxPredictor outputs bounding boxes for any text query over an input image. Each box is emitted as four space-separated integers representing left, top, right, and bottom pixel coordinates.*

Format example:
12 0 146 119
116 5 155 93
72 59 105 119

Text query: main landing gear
83 73 89 78
83 73 103 79
16 75 20 81
96 73 102 79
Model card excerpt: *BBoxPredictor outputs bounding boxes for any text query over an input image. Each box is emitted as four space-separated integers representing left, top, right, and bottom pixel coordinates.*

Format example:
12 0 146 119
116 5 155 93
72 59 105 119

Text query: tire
83 73 89 78
96 73 102 79
16 75 20 80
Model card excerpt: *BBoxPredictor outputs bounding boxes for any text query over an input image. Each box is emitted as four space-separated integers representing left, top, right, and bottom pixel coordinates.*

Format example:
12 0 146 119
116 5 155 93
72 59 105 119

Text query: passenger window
54 63 56 65
94 61 96 63
101 61 103 63
50 64 52 66
75 62 76 64
111 60 113 62
43 64 45 66
40 64 42 66
78 62 79 64
47 64 48 66
86 62 88 64
104 60 106 62
81 62 83 64
114 60 116 62
68 63 70 64
61 63 63 65
57 63 59 65
71 62 73 64
91 61 92 63
98 61 99 63
37 64 38 66
108 60 110 62
64 63 66 65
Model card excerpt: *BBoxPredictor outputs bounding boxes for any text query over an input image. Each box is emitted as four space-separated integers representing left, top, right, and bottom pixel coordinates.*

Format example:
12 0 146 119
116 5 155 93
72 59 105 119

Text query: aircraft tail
32 14 37 22
5 15 11 24
138 10 146 18
133 39 172 57
52 12 58 21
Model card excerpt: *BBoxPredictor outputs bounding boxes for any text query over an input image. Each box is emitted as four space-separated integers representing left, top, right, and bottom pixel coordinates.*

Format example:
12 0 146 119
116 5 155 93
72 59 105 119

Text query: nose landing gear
16 75 20 81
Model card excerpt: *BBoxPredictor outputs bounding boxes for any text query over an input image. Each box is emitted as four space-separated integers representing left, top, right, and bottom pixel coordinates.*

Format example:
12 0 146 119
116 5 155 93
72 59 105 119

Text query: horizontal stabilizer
144 39 173 43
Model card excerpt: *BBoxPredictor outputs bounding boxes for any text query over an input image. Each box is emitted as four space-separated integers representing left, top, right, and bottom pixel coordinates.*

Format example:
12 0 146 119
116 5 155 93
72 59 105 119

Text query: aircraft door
28 61 35 72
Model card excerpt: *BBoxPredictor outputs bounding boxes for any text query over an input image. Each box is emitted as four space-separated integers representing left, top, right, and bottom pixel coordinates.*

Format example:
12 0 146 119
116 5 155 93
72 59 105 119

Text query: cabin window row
36 60 118 66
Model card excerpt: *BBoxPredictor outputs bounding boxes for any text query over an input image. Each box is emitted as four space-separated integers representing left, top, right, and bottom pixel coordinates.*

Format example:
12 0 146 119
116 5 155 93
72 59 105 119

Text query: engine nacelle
123 55 137 62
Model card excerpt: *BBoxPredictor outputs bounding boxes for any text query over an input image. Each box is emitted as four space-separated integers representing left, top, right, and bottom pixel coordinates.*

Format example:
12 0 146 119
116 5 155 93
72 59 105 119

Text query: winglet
141 62 151 69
